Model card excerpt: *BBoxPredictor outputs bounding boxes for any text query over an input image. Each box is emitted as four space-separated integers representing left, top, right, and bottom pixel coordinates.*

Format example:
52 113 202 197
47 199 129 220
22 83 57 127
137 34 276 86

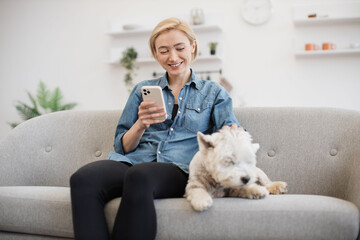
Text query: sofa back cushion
1 107 359 200
0 110 121 187
234 107 360 199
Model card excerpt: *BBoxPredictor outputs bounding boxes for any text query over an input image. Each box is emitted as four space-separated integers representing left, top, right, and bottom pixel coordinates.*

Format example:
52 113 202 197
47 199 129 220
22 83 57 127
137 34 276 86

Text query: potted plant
8 81 77 128
120 47 138 87
209 42 218 55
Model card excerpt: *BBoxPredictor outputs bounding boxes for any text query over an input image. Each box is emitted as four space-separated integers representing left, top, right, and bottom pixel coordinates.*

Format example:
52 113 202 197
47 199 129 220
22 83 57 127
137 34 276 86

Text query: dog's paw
190 192 213 212
266 181 288 195
247 185 269 199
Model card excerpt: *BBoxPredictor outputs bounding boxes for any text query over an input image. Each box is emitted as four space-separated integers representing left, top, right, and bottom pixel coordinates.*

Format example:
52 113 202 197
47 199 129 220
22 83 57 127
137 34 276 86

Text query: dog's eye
224 158 235 166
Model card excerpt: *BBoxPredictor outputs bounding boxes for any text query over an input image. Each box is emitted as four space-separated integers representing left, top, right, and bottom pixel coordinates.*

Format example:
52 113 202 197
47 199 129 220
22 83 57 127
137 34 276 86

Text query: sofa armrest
346 157 360 210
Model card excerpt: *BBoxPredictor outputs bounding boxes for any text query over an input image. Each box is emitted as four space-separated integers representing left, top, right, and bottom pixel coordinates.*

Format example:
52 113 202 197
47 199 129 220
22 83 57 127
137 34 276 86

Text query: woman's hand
138 100 167 129
221 123 244 131
121 101 167 154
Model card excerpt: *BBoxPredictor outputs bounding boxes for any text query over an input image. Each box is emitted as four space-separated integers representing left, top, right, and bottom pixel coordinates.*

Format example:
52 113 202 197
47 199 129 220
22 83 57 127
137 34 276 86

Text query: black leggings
70 160 188 240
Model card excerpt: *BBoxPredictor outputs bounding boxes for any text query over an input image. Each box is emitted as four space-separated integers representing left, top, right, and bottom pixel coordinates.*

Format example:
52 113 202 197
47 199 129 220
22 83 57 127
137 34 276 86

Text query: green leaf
8 122 20 128
49 87 63 112
26 91 38 112
15 101 41 121
37 81 51 110
59 103 77 111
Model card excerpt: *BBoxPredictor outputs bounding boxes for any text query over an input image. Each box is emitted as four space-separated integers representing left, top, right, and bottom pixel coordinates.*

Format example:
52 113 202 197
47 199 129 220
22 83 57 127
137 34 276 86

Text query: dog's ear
197 132 214 150
252 143 260 153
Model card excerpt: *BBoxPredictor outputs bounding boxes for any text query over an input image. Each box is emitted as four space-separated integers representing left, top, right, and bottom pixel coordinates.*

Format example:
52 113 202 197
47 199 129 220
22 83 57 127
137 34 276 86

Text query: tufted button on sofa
0 107 359 240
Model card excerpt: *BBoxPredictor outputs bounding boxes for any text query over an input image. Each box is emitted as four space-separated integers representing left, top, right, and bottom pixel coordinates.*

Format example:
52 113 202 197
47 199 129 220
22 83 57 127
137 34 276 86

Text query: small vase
191 8 204 25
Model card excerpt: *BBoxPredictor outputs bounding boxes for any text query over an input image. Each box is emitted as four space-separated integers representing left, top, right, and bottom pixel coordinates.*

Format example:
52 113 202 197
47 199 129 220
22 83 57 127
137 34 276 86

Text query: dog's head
197 128 260 188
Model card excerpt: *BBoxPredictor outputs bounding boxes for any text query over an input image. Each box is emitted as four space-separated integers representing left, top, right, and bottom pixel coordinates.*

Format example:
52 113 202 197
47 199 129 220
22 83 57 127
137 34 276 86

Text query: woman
70 17 242 240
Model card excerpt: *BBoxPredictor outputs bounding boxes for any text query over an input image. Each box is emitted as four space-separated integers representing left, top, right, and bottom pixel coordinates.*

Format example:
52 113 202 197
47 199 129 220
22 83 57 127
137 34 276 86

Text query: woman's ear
191 39 197 53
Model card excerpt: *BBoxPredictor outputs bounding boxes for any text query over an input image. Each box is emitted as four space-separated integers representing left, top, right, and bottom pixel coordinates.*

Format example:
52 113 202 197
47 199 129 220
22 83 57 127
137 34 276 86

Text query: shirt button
197 108 201 111
168 102 172 105
158 151 161 155
170 128 174 131
178 110 181 114
179 97 183 101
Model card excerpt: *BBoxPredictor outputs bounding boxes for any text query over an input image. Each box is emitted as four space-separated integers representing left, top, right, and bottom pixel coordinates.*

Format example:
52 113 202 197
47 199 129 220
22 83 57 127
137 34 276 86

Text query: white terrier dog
185 128 288 212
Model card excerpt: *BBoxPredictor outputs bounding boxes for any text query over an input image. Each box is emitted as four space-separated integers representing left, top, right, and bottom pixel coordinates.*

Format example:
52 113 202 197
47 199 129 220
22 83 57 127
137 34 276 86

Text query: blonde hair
149 17 198 61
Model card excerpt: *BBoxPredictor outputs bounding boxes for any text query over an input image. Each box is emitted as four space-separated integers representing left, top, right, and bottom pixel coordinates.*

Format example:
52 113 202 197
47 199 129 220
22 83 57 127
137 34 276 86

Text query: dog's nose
241 176 250 184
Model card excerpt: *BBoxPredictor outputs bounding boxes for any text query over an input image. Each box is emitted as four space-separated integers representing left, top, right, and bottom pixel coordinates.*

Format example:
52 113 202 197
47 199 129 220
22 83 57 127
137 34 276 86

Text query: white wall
1 0 360 140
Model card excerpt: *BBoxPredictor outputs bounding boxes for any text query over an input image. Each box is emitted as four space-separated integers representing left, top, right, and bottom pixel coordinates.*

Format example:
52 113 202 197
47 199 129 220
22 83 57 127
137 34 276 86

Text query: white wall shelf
293 2 360 25
106 21 224 66
293 2 360 58
106 28 151 37
295 48 360 57
107 55 223 65
294 16 360 26
106 24 222 36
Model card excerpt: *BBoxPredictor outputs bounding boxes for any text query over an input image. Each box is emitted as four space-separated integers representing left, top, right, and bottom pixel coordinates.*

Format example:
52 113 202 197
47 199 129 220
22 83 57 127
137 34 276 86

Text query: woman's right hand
121 100 167 154
137 100 167 129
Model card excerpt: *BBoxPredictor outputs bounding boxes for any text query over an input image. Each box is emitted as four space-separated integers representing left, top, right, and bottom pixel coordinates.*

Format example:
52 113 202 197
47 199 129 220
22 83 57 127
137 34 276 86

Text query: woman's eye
177 48 185 51
159 49 169 54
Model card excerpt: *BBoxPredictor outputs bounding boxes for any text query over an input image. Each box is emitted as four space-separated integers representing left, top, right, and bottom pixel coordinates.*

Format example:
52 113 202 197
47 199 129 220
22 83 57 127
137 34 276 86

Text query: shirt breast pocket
147 122 168 132
183 101 213 133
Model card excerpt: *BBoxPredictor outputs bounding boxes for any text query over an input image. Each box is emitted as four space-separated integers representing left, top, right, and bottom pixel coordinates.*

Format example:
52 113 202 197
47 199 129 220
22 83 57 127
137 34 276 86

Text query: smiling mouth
168 62 183 68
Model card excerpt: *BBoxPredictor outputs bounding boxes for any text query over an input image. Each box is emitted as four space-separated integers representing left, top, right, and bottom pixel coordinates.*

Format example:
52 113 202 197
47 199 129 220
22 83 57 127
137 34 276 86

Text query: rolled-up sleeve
113 85 142 154
211 87 241 130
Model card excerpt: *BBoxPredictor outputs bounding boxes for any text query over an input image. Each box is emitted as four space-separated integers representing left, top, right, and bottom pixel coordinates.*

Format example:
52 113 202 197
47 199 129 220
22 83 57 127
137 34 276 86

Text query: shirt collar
159 69 201 90
158 74 169 89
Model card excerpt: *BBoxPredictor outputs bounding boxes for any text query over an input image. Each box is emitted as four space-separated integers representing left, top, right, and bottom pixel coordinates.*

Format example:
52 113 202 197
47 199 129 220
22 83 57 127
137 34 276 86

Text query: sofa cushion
106 195 359 240
0 231 70 240
1 186 359 240
0 186 74 238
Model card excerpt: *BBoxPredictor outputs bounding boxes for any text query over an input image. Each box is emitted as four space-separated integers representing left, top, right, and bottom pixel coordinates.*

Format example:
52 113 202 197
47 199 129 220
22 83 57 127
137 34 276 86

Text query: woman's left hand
221 123 244 131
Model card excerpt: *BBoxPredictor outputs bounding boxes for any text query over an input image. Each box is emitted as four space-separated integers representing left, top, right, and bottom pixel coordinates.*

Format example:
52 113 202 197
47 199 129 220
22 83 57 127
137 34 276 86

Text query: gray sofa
0 107 359 240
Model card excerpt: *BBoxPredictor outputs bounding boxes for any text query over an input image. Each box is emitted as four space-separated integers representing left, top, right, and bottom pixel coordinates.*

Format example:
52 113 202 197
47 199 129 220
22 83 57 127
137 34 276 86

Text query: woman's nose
169 49 177 61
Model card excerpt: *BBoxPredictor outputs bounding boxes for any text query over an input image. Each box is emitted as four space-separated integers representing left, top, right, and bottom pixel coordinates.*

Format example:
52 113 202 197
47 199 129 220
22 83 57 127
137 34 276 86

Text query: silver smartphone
141 86 167 120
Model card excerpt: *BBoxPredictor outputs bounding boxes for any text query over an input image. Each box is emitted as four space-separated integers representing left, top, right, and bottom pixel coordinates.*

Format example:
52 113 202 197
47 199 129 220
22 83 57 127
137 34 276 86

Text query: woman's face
154 29 196 79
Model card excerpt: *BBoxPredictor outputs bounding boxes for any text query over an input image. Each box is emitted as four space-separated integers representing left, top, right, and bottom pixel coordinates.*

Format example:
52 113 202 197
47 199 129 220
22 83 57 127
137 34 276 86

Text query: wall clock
241 0 273 25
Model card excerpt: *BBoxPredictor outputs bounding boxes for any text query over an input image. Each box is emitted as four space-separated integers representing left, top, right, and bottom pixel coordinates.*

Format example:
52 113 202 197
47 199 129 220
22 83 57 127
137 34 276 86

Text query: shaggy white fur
185 128 288 212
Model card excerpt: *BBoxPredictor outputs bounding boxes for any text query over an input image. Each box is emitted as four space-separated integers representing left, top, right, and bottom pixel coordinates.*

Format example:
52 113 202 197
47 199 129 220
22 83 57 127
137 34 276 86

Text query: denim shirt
107 71 241 173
